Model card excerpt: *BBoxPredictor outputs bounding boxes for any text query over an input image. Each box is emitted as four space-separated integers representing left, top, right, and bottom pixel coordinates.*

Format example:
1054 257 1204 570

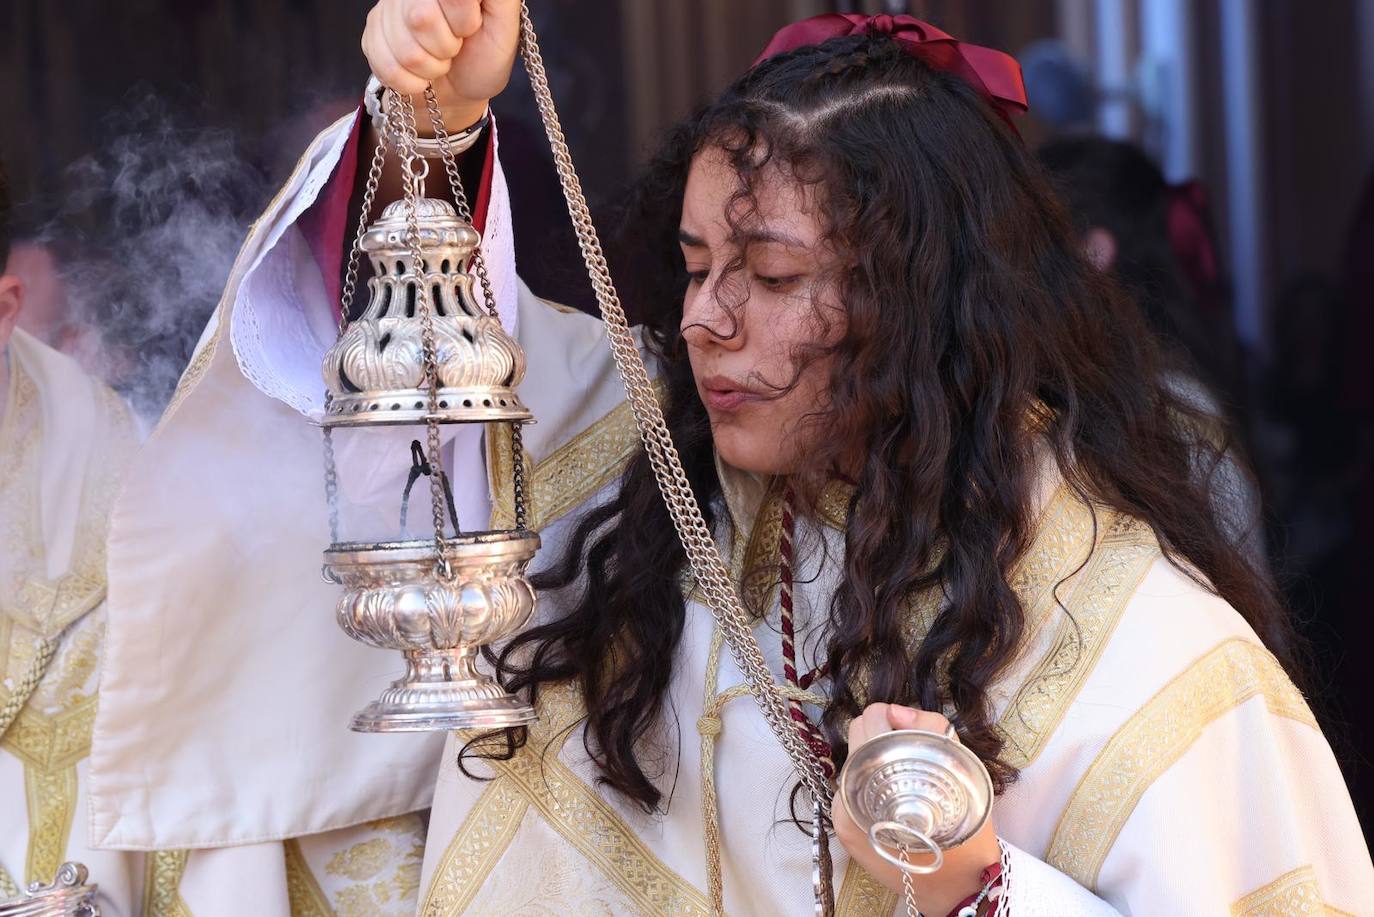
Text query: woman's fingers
848 703 958 754
887 704 955 739
436 0 484 38
380 0 452 83
363 19 422 94
365 8 427 93
405 0 466 60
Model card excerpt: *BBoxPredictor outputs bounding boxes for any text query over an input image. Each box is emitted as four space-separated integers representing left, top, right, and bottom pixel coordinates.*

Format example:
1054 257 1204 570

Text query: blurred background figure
0 147 146 911
1 0 1369 836
6 240 90 362
1039 136 1270 572
1039 137 1241 410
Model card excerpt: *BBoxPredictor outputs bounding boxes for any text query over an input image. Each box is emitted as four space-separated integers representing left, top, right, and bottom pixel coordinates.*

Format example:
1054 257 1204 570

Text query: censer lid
361 197 480 254
321 194 531 427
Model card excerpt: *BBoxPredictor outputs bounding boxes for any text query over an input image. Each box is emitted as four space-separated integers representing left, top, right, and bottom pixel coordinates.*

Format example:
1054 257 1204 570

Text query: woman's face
679 148 845 475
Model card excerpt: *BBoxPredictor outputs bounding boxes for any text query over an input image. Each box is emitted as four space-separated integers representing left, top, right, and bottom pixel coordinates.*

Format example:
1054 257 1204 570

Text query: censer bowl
838 729 994 874
323 530 540 732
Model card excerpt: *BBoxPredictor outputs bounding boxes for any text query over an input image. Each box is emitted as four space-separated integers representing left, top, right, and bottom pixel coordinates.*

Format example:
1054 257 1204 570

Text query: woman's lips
699 376 759 412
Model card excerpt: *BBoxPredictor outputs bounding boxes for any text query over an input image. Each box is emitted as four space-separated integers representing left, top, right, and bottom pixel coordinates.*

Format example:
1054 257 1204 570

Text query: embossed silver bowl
324 531 540 732
838 729 994 874
0 862 100 916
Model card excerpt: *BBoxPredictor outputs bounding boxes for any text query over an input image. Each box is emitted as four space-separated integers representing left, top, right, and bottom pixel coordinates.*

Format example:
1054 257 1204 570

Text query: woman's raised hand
833 703 1002 916
362 0 521 127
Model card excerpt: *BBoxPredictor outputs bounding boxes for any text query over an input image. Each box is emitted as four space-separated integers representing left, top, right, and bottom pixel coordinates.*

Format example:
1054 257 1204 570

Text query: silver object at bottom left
0 863 100 917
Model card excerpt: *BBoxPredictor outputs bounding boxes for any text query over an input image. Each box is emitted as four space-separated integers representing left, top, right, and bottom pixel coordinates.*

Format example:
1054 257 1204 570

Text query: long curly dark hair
466 31 1296 812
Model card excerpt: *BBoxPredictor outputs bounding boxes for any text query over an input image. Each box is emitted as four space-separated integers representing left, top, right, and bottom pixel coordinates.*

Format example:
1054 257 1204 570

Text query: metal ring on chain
870 821 944 874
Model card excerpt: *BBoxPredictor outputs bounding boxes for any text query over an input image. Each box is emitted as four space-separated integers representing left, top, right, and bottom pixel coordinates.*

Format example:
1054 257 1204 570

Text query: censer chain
320 107 389 546
512 1 832 818
392 91 457 574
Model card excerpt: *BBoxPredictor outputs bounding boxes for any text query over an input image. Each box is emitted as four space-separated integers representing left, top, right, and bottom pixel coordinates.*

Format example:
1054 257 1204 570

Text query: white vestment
93 112 1374 915
0 329 141 912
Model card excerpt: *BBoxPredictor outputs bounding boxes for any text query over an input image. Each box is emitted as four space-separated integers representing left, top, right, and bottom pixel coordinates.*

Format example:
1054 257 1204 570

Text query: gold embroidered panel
23 765 77 886
0 362 118 642
1230 865 1354 916
486 684 713 916
1046 637 1317 890
995 506 1159 768
749 480 1147 754
284 838 335 917
423 683 710 915
323 815 427 917
420 781 530 916
834 859 898 916
487 382 658 533
1 689 98 772
142 850 193 917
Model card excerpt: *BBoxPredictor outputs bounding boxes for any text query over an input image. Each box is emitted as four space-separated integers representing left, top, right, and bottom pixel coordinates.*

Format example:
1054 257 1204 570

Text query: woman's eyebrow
678 226 808 249
738 227 808 249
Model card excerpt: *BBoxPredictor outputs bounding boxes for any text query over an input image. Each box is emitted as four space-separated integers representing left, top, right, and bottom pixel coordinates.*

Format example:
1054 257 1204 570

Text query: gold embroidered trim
996 507 1159 768
1230 865 1353 916
488 387 652 532
816 479 854 531
835 860 899 916
419 779 529 916
160 322 222 423
23 764 77 886
422 683 706 915
142 850 193 917
284 838 336 917
0 696 98 771
0 354 32 499
487 684 713 916
1046 637 1317 890
0 361 129 641
738 476 787 617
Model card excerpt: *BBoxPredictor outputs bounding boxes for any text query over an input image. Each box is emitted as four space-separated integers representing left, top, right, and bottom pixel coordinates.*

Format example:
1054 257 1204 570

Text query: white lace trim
229 109 519 419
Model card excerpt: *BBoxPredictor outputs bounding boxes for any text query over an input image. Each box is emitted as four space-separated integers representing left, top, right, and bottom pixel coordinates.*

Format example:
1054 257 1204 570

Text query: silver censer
838 729 994 874
0 863 100 917
318 90 538 732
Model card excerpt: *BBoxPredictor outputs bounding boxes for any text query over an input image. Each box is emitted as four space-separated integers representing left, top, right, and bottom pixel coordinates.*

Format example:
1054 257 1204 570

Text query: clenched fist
362 0 521 127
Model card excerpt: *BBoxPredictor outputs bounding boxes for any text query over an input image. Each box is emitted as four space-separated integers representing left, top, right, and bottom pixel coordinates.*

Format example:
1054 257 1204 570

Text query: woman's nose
680 282 746 351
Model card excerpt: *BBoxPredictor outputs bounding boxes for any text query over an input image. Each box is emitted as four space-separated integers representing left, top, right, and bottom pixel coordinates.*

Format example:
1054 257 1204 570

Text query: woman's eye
686 270 710 285
756 273 801 292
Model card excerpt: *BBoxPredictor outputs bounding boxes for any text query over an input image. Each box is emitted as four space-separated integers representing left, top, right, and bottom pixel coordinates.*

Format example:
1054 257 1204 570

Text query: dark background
3 0 1371 833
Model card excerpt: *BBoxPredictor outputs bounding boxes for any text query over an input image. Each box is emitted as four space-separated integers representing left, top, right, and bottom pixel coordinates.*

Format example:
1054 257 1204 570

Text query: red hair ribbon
1166 179 1222 312
752 13 1029 130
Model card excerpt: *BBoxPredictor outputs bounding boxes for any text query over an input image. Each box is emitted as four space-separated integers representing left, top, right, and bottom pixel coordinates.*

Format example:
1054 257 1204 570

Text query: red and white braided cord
779 484 836 779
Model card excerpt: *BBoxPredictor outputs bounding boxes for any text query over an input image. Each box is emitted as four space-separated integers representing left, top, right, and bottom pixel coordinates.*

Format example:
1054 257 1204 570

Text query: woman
92 1 1373 914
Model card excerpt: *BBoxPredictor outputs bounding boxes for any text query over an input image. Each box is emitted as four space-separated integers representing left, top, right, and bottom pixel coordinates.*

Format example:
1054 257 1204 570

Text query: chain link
321 105 391 539
513 2 832 813
391 90 457 577
510 422 529 530
321 402 341 543
898 847 921 917
419 86 525 527
423 87 500 319
338 133 389 332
